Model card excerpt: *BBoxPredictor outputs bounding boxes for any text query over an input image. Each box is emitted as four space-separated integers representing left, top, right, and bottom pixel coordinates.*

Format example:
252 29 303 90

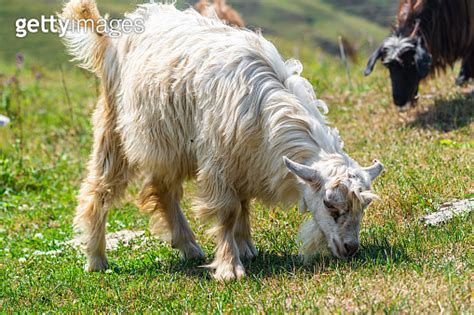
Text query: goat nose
344 242 359 257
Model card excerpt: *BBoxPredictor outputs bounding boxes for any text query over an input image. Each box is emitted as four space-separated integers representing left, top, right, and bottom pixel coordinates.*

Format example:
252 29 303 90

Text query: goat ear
283 156 324 191
364 44 384 76
360 191 380 207
363 160 384 181
415 38 432 78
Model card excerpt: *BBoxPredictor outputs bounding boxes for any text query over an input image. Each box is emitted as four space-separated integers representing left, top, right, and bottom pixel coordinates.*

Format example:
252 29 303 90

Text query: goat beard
298 219 330 263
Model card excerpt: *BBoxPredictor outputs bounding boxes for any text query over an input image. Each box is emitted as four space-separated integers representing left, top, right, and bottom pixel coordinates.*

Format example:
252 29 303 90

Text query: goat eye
324 200 341 220
330 210 341 222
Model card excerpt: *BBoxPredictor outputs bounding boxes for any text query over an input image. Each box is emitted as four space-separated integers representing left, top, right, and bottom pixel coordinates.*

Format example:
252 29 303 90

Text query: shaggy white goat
60 0 383 280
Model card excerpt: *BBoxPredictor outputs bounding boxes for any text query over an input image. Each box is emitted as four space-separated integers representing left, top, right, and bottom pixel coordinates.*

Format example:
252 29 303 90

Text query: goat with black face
365 0 474 111
365 22 432 110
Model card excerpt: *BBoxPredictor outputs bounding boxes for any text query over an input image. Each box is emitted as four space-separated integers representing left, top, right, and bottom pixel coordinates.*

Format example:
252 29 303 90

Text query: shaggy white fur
60 0 383 280
382 36 416 64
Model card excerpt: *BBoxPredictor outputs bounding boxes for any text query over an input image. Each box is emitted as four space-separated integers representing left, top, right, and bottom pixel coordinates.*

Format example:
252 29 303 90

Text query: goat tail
59 0 111 76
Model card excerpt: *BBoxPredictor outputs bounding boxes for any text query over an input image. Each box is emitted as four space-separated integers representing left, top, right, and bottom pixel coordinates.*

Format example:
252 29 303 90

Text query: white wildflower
0 115 10 127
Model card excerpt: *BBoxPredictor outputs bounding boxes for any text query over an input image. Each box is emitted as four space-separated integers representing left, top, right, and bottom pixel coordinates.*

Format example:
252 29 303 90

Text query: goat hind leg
75 175 128 272
139 179 204 260
74 99 131 272
74 140 130 271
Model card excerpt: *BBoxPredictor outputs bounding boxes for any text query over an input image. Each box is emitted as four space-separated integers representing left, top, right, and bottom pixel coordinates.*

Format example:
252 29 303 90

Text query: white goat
60 0 383 280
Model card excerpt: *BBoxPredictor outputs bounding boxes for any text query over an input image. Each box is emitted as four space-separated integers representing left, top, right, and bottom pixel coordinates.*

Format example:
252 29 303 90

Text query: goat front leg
235 200 258 260
210 204 245 281
456 52 474 86
197 194 244 280
195 173 246 280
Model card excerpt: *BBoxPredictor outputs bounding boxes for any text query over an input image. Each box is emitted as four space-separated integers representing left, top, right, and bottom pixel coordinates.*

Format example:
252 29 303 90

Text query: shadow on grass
113 240 410 279
356 240 411 266
410 95 474 131
245 240 411 278
112 255 213 279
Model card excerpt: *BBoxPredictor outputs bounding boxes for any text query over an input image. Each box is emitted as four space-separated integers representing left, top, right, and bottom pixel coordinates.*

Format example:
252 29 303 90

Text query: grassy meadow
0 0 473 313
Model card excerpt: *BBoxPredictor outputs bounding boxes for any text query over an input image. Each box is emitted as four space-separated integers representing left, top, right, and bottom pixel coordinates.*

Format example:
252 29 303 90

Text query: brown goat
365 0 474 110
195 0 245 27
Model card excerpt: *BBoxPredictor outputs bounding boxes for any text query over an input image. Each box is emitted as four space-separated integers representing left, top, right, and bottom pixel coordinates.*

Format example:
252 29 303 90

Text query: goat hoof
181 242 206 260
213 263 246 281
84 256 108 272
238 239 258 260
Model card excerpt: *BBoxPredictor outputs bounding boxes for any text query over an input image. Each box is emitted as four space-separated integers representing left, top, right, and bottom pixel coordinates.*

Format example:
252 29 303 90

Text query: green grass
0 0 473 312
0 49 472 312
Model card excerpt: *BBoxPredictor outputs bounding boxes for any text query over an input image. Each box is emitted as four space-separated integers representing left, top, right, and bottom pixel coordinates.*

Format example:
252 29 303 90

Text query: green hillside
0 0 393 68
228 0 391 53
321 0 397 26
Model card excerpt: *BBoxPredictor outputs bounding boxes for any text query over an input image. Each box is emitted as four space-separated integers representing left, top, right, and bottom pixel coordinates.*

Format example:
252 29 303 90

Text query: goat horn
410 19 421 38
283 156 324 189
363 160 384 181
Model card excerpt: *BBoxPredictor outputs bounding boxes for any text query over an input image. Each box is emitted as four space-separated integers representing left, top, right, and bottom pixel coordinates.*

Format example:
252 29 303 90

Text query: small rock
0 115 10 127
66 230 148 251
32 249 63 256
421 198 473 226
